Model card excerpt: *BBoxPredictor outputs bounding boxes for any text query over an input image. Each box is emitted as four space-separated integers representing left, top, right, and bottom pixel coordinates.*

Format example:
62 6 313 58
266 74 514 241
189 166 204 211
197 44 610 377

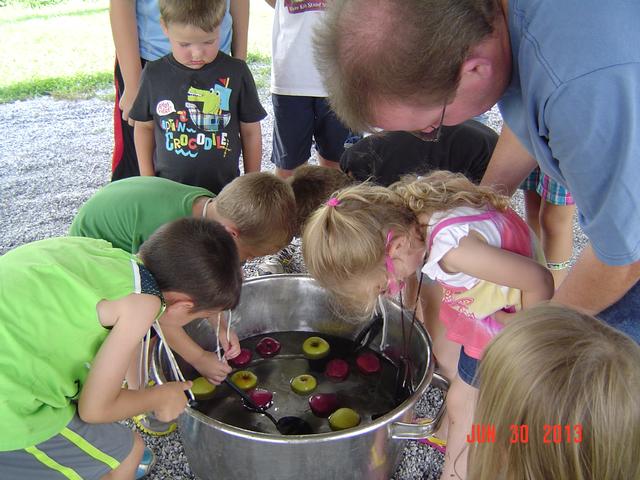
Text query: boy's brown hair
159 0 226 32
216 172 297 251
288 165 354 235
139 217 242 312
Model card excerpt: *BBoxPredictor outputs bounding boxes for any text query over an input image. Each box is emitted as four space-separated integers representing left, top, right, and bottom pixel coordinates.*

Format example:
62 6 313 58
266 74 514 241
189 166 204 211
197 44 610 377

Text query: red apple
324 358 350 382
228 348 252 368
247 388 273 409
308 393 339 418
356 352 381 375
255 336 281 358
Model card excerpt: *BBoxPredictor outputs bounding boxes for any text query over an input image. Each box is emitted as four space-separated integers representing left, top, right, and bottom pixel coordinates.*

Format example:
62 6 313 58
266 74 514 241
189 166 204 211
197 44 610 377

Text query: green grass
0 0 273 104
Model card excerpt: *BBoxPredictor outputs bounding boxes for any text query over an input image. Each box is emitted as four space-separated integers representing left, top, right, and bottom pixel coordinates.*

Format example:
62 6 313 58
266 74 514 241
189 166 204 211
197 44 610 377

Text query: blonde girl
469 304 640 480
302 170 554 479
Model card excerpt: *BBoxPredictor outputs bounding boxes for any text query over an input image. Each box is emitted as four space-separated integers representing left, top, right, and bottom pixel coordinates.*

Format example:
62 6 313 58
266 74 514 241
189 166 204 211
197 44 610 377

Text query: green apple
290 374 317 395
302 336 331 360
230 370 258 391
191 376 216 399
329 407 361 431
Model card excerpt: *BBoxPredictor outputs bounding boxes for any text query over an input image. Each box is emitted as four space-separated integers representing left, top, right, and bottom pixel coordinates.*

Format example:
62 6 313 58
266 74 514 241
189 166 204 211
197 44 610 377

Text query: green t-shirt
69 176 214 253
0 237 140 450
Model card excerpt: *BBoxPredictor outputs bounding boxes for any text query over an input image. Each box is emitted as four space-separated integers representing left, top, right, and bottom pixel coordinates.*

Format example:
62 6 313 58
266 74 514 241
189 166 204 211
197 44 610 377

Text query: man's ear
460 55 493 81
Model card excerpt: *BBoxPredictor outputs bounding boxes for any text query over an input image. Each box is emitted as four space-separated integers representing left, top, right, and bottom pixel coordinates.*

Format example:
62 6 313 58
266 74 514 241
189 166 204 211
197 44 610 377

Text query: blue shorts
271 94 350 169
457 346 480 387
521 167 575 206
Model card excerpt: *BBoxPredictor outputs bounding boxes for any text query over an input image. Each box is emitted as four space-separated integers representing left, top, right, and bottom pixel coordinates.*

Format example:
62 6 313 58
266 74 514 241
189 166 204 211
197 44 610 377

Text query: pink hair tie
326 197 341 207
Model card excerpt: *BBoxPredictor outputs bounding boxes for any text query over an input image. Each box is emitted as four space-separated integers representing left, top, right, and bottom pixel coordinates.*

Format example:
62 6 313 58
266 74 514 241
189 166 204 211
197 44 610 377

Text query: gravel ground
0 89 586 479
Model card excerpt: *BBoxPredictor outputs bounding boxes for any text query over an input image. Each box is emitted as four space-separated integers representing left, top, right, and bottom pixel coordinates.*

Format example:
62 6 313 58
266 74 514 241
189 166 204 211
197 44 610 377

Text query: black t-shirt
340 120 498 186
130 53 267 194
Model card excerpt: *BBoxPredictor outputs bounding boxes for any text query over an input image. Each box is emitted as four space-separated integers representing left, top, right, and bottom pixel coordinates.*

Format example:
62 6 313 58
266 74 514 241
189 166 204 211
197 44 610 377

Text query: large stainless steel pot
151 274 447 480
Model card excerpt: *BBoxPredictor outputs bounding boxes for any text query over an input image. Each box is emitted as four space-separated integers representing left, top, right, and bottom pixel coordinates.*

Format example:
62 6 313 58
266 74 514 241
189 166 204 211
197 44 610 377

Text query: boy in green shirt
0 218 242 479
70 173 297 260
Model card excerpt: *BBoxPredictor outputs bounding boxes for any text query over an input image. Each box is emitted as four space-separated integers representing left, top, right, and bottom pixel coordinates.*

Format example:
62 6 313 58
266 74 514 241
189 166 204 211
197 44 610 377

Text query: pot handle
390 371 449 440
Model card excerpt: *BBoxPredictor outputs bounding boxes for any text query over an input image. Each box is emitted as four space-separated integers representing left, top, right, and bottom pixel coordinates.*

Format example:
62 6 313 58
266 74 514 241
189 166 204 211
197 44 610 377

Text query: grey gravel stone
0 92 586 479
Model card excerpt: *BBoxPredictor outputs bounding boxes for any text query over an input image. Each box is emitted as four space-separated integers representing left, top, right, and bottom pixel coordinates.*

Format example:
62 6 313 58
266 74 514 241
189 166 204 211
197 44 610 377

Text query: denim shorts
457 346 480 387
598 280 640 344
271 94 350 169
521 167 575 206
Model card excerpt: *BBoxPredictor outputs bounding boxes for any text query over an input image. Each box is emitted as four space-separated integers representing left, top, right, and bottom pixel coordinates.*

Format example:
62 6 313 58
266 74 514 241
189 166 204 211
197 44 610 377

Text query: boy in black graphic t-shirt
130 0 266 194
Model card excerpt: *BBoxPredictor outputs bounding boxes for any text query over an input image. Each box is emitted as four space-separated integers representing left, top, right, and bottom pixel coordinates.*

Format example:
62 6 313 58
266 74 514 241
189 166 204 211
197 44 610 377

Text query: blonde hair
159 0 226 32
469 304 640 480
216 172 296 251
288 165 354 236
302 182 416 316
390 170 510 223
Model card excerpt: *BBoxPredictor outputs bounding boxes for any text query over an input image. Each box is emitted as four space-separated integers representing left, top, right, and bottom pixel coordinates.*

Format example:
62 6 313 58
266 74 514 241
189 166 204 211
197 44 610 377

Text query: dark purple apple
308 393 339 418
228 348 252 368
247 388 273 409
255 336 281 358
324 358 350 382
356 352 381 375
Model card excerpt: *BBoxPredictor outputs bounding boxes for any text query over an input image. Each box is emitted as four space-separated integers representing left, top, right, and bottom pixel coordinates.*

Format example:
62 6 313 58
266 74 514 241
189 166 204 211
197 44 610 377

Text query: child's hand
193 350 233 385
153 380 192 422
221 329 241 360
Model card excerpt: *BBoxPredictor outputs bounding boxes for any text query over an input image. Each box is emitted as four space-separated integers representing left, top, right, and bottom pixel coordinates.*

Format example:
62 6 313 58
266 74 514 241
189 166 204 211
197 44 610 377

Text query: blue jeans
598 281 640 343
457 347 479 387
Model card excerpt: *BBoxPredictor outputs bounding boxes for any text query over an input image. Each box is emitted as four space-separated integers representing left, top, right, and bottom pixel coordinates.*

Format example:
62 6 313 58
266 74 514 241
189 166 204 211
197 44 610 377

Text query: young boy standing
109 0 250 181
0 218 242 479
130 0 266 194
266 0 351 179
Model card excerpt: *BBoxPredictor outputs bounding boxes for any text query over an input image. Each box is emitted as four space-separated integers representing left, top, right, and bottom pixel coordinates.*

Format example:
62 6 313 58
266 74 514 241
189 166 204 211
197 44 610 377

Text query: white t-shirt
422 207 501 289
271 0 327 97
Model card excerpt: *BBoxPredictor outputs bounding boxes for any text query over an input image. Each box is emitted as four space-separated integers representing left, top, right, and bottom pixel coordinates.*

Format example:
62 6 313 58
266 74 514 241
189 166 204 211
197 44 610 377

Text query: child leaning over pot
0 218 242 479
302 171 554 480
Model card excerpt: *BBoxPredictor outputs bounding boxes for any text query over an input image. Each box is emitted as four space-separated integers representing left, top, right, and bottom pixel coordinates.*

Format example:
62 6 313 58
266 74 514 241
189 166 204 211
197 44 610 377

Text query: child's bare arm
134 121 156 175
109 0 141 124
239 121 262 173
161 323 233 384
78 294 191 423
230 0 250 60
441 233 554 311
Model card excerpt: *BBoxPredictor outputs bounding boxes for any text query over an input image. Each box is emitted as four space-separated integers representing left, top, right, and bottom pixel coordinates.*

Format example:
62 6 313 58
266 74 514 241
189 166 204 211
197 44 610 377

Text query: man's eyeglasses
408 100 447 142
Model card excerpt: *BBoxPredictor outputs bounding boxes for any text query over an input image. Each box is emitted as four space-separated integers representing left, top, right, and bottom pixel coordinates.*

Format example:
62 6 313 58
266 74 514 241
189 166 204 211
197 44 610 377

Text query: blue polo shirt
499 0 640 266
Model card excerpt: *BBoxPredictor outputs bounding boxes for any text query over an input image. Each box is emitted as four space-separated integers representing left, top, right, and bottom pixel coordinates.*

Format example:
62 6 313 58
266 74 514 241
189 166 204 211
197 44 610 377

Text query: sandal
133 413 177 436
135 447 156 479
